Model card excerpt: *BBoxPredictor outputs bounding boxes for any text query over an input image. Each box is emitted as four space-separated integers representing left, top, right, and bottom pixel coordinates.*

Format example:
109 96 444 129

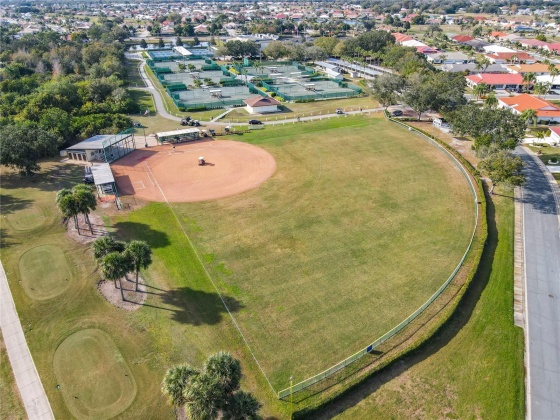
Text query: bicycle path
0 261 54 420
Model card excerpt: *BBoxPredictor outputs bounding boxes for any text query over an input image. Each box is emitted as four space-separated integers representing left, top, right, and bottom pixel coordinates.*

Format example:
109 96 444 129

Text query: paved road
516 147 560 420
0 262 54 420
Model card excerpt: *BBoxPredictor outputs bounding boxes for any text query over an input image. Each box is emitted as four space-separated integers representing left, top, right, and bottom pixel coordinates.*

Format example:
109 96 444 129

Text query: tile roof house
243 96 281 114
507 63 560 75
486 52 537 64
466 73 524 90
452 34 474 43
498 94 560 122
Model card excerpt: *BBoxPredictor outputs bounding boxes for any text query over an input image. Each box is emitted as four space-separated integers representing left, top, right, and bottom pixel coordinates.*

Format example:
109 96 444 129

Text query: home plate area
110 140 276 202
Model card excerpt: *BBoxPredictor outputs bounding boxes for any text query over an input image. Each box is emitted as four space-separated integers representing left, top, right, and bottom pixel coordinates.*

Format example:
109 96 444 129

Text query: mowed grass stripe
167 116 475 387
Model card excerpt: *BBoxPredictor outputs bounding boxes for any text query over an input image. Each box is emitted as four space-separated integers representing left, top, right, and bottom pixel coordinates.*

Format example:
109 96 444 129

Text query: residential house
486 52 537 64
507 63 560 76
426 51 473 64
441 63 507 73
451 34 474 44
466 73 524 90
498 94 560 123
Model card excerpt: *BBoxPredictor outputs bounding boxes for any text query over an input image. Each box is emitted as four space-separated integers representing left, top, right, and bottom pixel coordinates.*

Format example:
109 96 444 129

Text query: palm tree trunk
75 215 80 235
85 213 93 234
114 278 118 289
119 277 126 301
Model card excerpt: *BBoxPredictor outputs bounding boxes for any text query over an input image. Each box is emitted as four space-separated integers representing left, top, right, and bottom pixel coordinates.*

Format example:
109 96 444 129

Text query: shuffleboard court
111 140 276 202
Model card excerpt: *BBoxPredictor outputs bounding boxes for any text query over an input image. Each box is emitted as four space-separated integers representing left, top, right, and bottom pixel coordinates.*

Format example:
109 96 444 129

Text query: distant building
243 96 281 114
466 73 524 90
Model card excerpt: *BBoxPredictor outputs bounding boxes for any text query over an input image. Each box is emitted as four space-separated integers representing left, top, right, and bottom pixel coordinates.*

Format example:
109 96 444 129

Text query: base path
516 147 560 419
111 139 276 202
0 262 54 420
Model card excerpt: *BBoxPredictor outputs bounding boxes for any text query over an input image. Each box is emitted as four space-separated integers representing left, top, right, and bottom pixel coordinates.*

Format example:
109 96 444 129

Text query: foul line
143 162 277 394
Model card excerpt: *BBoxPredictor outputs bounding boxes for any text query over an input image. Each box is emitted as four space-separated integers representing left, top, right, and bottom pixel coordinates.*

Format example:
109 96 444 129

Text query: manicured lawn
0 332 25 420
53 329 137 419
222 97 377 123
326 190 524 420
126 59 146 88
163 115 476 388
0 116 477 418
128 89 155 113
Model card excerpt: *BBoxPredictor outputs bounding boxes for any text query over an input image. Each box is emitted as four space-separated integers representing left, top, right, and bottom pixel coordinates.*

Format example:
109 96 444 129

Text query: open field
1 115 477 418
126 59 147 88
323 189 524 420
155 115 476 388
128 89 155 113
0 332 25 420
0 160 284 418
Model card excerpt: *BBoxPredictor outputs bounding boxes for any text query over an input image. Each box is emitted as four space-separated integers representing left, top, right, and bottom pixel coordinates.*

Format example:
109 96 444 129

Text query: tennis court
161 70 226 86
147 50 181 60
152 59 208 72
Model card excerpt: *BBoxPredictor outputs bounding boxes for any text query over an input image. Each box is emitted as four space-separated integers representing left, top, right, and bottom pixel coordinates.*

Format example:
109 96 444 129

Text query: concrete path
0 262 54 420
515 147 560 420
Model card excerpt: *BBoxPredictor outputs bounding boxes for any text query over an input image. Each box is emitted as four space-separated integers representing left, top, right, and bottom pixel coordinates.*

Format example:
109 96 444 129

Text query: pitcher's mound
111 140 276 202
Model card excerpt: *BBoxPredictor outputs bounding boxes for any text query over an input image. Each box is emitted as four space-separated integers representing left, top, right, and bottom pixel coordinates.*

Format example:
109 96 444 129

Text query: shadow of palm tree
112 221 171 248
159 286 244 326
0 194 34 213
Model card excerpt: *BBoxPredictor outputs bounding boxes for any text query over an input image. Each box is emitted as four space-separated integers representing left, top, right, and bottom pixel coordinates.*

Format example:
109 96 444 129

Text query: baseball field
0 114 477 418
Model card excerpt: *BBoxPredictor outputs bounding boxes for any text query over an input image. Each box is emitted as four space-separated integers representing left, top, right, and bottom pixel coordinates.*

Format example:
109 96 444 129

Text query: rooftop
244 96 281 107
67 134 132 151
499 94 560 117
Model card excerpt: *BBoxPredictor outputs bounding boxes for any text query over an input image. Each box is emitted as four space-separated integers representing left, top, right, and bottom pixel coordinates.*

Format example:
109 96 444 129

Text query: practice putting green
53 329 137 420
6 205 46 231
19 245 73 300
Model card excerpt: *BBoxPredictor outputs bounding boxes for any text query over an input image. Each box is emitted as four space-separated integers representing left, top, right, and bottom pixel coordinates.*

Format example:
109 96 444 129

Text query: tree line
0 26 137 175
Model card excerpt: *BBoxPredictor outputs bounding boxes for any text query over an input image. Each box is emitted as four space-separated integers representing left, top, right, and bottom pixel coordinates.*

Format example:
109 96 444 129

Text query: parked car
248 119 263 125
133 121 143 128
180 117 192 126
391 110 403 117
336 108 344 114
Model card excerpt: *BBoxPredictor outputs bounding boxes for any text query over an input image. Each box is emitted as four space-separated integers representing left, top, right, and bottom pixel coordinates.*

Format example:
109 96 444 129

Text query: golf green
53 329 137 420
19 245 72 300
6 205 46 231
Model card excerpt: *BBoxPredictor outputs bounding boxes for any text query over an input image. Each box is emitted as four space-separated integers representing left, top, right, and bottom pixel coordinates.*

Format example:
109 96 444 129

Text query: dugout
156 128 201 144
90 163 122 208
65 130 136 163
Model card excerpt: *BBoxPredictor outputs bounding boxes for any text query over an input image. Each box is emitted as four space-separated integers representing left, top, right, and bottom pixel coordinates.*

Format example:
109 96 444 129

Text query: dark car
391 110 403 117
336 108 344 114
248 119 263 125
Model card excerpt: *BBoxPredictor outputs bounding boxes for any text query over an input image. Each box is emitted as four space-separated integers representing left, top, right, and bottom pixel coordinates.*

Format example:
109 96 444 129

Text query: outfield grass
326 189 524 419
164 115 476 388
0 332 25 420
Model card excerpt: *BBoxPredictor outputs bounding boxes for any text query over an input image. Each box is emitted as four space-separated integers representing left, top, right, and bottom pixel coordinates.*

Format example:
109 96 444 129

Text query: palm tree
473 82 489 100
124 240 152 291
162 364 199 417
534 129 548 144
93 236 126 263
162 353 261 420
485 92 498 108
226 391 261 420
100 251 131 301
56 188 80 232
72 184 97 234
522 72 536 92
521 108 538 127
549 64 560 88
534 81 551 98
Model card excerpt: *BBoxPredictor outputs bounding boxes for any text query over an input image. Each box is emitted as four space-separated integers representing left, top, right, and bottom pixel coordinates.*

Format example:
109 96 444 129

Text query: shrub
186 106 207 112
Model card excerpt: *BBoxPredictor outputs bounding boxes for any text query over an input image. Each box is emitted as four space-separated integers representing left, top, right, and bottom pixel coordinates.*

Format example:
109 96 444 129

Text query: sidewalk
0 262 54 420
